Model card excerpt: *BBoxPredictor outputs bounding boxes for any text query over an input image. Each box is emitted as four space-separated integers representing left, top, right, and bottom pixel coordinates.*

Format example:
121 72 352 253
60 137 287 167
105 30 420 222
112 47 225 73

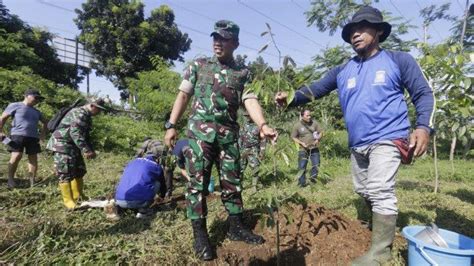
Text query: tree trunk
462 138 472 159
450 136 457 174
433 136 439 193
460 0 470 49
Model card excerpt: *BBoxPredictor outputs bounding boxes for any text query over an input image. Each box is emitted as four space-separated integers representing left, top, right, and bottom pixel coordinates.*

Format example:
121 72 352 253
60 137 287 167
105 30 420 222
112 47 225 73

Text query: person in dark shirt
291 110 323 187
172 138 191 181
275 6 434 265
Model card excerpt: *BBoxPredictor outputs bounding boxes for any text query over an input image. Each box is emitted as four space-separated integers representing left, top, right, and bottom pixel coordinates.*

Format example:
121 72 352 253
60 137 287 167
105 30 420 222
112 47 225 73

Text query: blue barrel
402 226 474 266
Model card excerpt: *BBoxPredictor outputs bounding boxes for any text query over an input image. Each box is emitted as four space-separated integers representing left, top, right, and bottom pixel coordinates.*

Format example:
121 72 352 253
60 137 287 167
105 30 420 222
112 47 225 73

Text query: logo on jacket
373 70 386 85
347 77 356 89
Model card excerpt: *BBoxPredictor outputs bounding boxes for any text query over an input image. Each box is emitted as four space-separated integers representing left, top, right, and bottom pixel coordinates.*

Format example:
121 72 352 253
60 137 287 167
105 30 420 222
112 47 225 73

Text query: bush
0 67 82 118
90 114 164 155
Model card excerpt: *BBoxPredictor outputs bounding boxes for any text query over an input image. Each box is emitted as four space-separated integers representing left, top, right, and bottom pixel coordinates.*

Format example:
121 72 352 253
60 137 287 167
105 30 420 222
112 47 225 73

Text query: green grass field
0 143 473 264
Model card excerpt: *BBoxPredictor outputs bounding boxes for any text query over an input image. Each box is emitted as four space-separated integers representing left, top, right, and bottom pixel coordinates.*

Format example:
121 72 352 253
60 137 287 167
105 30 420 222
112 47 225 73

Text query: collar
211 55 236 68
354 49 383 63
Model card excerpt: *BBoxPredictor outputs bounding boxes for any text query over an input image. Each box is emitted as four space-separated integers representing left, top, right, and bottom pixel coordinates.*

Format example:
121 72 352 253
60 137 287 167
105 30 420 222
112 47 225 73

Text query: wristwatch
165 120 175 130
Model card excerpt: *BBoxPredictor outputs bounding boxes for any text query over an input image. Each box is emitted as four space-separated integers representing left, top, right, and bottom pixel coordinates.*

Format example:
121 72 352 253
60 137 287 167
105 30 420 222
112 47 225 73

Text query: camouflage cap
88 97 108 111
210 20 239 40
136 139 167 158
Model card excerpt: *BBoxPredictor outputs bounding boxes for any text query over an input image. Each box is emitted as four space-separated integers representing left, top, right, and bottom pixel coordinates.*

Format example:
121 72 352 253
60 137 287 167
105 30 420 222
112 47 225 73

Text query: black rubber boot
191 219 213 261
227 214 264 244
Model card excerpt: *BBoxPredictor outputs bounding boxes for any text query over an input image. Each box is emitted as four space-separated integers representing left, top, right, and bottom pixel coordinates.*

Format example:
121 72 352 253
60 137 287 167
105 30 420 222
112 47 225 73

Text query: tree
126 56 181 122
419 3 456 43
248 56 273 80
419 43 473 162
0 3 82 88
75 0 192 93
305 0 417 51
450 3 473 51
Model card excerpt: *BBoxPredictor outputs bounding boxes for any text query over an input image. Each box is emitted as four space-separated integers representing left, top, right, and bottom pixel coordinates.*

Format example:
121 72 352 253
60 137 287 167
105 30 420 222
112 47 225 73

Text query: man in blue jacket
276 6 434 265
115 140 166 217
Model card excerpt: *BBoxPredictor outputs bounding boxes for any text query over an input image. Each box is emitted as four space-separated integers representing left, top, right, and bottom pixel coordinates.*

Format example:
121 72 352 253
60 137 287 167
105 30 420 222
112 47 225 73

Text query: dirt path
212 203 372 265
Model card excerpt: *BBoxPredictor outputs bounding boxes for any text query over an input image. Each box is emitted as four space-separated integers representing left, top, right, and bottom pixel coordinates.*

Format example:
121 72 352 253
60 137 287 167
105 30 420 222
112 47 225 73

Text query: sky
3 0 467 102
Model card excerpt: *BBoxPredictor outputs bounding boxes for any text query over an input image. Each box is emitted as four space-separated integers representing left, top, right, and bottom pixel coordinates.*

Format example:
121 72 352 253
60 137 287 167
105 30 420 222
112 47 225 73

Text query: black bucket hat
341 6 392 44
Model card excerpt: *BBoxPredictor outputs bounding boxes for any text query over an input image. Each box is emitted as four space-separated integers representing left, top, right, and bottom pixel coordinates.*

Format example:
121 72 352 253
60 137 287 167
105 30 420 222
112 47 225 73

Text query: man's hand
409 128 430 157
275 91 289 107
84 151 96 159
260 124 278 145
313 139 320 147
164 128 177 148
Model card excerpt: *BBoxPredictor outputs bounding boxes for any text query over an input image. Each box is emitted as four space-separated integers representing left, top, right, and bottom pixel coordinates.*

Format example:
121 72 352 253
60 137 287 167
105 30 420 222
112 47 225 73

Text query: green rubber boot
352 213 397 266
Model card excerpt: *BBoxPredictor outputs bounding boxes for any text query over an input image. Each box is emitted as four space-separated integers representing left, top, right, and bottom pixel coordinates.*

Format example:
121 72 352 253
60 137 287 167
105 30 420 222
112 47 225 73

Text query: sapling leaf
258 44 269 54
265 22 271 31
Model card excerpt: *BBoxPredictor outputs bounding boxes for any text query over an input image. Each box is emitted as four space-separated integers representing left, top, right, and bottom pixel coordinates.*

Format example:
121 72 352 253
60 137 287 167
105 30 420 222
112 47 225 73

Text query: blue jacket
115 156 164 202
291 50 434 148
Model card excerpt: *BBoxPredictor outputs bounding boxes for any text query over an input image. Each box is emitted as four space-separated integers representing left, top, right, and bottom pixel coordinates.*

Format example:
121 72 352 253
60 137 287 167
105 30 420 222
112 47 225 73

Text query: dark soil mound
213 203 372 265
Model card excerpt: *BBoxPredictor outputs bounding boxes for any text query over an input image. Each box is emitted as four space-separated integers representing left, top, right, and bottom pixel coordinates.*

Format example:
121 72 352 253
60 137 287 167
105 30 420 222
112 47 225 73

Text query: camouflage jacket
179 56 256 144
239 121 260 148
46 106 93 154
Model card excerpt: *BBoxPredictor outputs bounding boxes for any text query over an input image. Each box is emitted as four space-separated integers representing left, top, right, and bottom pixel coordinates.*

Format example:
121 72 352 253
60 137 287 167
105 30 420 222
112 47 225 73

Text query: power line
290 0 306 12
388 0 424 39
236 0 325 48
34 0 307 65
37 0 75 13
164 0 314 57
25 20 77 36
176 23 305 66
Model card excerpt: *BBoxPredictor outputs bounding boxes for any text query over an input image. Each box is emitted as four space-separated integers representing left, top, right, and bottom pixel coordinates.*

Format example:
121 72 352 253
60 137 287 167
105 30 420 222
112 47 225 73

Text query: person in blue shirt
172 138 216 192
115 140 167 217
172 138 191 181
275 6 434 265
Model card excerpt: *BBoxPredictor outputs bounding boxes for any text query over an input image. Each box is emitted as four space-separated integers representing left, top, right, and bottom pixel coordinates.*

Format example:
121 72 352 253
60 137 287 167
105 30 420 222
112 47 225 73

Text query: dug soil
211 203 373 266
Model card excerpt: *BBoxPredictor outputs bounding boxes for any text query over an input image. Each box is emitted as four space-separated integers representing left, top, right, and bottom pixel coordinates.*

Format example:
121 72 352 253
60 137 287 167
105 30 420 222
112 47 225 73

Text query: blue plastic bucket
402 226 474 266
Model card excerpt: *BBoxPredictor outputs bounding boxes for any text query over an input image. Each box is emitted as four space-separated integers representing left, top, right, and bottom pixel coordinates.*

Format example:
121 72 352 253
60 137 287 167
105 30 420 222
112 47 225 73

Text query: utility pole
460 0 470 49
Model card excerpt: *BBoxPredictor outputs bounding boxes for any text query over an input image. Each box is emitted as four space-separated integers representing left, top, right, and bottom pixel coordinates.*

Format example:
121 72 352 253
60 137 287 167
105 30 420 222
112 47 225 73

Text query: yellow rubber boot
59 182 76 209
71 177 88 201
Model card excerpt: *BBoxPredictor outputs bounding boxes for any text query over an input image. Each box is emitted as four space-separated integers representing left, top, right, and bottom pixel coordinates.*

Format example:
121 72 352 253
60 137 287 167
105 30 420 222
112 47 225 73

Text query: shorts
53 151 87 181
7 135 41 155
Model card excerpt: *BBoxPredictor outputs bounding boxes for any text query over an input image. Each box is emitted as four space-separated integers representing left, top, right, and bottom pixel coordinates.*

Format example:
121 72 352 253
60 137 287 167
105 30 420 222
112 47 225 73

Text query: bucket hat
341 6 392 43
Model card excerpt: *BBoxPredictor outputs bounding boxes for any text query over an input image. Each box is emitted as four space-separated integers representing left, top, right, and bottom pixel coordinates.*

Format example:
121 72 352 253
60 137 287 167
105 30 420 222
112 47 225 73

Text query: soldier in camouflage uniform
164 20 277 261
239 111 265 192
47 98 107 209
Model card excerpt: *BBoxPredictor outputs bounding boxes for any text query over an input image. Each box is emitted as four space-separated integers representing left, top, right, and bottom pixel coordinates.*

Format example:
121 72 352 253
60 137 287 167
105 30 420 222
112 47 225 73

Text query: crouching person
114 140 167 218
47 98 107 210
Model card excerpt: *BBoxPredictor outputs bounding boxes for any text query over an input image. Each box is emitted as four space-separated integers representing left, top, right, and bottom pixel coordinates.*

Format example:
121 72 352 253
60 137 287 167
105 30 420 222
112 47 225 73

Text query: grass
0 142 473 264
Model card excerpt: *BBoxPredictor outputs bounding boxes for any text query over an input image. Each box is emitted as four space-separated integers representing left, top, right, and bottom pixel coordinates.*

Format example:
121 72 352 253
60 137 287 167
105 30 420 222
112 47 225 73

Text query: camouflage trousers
240 146 261 187
53 150 87 182
185 138 243 220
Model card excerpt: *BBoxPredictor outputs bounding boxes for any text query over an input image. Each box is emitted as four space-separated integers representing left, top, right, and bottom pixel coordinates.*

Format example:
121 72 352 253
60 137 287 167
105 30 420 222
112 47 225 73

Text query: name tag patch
347 77 356 89
373 70 386 85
